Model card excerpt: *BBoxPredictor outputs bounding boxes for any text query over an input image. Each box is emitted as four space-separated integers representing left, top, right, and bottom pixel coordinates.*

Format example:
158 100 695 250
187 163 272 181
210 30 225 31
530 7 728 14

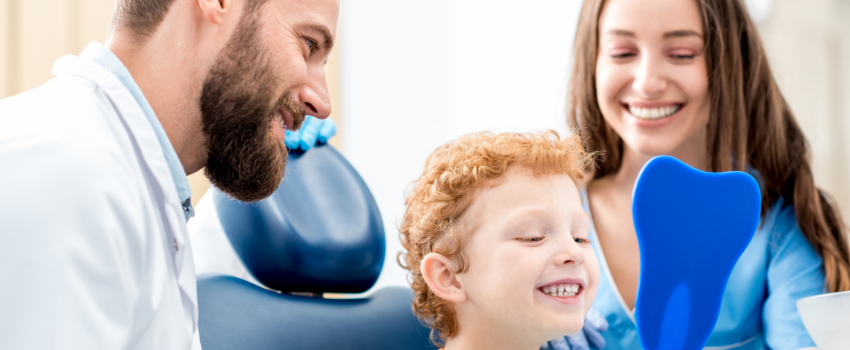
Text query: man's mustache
278 94 306 131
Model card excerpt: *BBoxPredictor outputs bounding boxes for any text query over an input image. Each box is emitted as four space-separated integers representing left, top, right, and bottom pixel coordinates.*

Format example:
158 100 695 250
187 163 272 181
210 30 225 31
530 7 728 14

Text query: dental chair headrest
212 144 385 294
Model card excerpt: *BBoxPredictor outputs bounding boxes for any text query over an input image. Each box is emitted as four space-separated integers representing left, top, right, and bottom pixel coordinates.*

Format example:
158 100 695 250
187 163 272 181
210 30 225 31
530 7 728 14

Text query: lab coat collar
52 51 199 334
79 41 195 221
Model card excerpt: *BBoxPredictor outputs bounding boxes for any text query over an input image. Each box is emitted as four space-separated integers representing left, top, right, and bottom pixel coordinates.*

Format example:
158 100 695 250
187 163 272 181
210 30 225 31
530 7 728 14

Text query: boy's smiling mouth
537 279 586 300
540 283 582 297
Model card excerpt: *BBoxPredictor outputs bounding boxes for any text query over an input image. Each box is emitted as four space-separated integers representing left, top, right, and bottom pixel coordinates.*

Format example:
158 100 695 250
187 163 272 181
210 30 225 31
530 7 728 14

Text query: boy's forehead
462 168 581 230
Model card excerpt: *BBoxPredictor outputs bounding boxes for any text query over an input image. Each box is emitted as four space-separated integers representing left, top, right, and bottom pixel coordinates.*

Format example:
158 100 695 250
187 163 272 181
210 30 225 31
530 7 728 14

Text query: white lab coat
0 53 200 349
189 191 259 285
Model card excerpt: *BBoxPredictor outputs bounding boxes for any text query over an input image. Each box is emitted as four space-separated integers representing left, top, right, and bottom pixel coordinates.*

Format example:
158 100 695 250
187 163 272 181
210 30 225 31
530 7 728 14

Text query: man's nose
632 54 667 98
299 66 332 119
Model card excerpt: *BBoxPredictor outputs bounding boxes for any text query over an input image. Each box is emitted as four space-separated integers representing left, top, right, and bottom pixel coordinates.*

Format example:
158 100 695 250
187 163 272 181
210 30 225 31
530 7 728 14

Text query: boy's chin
534 317 584 341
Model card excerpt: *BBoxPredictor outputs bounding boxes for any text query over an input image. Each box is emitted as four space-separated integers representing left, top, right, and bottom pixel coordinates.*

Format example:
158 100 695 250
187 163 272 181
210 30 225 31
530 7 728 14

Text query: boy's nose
555 238 586 265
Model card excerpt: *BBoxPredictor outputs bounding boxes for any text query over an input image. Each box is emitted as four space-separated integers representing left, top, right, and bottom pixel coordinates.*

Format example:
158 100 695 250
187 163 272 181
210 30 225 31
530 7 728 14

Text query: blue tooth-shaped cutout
632 156 761 350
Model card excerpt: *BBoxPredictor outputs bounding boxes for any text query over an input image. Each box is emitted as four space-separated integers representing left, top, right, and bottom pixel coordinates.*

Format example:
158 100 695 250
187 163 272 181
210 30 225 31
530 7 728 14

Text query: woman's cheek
595 62 628 113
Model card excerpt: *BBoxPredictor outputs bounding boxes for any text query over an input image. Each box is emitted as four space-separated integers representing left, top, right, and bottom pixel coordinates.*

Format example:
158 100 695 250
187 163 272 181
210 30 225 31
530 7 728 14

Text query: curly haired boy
399 130 601 350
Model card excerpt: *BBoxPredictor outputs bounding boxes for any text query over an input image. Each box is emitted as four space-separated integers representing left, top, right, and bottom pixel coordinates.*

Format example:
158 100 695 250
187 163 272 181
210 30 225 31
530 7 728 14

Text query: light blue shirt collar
80 42 195 221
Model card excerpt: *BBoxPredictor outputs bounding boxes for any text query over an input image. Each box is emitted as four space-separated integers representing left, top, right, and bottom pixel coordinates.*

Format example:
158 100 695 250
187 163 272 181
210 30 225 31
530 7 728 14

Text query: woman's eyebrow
603 29 635 37
602 29 703 39
663 30 702 39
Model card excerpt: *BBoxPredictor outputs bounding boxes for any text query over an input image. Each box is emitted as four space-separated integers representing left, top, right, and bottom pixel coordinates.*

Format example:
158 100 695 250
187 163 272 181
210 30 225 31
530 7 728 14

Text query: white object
0 54 200 349
188 191 259 286
797 291 850 350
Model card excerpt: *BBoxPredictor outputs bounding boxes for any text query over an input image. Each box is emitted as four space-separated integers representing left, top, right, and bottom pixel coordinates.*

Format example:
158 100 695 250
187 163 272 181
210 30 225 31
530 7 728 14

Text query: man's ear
421 253 467 303
197 0 230 25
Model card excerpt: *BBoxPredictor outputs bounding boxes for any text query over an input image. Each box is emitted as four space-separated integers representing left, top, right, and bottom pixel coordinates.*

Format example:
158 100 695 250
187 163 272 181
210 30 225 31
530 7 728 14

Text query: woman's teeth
541 284 580 297
628 105 680 120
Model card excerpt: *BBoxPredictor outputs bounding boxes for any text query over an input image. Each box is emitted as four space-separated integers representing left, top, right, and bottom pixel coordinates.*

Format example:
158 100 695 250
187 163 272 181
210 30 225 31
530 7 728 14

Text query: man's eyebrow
603 29 635 37
301 23 335 51
663 30 702 39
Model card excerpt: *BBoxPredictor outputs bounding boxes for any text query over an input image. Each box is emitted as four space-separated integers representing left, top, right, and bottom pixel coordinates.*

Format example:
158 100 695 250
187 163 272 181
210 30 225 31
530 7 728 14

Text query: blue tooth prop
632 156 761 350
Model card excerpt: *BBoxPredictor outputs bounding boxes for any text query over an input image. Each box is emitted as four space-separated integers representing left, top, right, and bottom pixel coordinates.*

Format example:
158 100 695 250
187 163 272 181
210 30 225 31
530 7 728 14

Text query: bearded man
0 0 338 348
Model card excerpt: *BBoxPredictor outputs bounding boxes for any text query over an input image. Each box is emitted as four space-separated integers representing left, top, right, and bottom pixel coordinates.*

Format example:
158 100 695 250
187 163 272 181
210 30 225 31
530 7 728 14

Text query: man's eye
518 236 544 242
306 39 317 53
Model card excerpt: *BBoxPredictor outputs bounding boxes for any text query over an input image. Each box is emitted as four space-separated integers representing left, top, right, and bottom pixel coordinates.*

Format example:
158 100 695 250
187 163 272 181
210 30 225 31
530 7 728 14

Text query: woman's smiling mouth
620 102 686 127
627 104 682 120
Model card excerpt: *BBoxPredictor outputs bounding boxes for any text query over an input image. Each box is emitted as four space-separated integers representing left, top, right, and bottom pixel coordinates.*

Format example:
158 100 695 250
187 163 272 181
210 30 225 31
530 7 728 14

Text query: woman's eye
574 237 591 244
518 236 544 242
611 52 635 59
668 51 696 60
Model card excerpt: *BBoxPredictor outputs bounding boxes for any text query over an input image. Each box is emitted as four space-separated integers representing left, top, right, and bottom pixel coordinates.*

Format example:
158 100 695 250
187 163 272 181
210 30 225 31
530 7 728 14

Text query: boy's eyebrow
500 209 549 232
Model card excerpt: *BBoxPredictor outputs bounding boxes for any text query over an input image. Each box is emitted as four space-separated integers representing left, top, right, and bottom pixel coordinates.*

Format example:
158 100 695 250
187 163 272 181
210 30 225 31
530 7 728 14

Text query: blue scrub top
581 189 825 350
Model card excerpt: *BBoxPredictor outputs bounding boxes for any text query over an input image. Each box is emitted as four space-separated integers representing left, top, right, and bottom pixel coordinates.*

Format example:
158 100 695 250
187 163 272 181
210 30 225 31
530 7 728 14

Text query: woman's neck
605 136 709 196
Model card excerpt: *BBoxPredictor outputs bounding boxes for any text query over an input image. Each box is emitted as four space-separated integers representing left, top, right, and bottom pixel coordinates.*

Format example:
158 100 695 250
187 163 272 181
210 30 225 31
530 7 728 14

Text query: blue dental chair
198 144 437 350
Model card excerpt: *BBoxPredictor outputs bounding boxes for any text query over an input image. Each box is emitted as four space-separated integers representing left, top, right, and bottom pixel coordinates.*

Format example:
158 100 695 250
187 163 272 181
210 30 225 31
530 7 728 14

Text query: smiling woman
566 0 850 349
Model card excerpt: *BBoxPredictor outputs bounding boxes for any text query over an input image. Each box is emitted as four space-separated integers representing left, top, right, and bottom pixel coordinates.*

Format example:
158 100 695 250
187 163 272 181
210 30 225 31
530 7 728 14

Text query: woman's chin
623 136 687 159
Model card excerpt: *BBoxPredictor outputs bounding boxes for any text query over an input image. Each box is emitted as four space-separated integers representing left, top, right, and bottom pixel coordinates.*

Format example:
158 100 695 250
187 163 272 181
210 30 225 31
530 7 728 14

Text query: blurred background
2 0 849 291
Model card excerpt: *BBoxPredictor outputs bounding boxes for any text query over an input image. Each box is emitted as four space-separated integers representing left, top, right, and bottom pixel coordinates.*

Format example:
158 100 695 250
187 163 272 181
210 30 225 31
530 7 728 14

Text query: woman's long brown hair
568 0 850 292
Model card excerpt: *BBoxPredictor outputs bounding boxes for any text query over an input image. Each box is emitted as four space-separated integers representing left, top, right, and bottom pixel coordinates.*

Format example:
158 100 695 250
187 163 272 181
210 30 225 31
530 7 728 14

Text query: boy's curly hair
398 130 591 345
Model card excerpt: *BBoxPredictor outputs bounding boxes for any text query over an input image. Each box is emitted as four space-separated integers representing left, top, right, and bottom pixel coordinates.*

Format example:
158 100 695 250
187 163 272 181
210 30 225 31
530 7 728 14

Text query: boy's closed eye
516 236 592 244
573 237 592 244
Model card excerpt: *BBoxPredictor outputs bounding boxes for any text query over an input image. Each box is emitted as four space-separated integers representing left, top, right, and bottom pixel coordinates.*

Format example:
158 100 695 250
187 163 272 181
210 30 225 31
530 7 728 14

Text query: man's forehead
277 0 340 25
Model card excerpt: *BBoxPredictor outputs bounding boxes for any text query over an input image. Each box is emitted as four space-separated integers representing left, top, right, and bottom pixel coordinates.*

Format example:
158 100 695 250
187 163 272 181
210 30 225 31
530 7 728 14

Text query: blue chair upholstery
198 144 437 350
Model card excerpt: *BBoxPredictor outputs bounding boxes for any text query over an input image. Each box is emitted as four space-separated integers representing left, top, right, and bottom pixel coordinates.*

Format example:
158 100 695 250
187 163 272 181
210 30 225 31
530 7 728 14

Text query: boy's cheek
584 253 602 309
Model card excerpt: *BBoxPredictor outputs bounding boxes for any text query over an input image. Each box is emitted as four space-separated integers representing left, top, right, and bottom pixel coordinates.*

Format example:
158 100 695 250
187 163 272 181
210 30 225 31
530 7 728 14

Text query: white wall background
758 0 850 224
337 0 585 291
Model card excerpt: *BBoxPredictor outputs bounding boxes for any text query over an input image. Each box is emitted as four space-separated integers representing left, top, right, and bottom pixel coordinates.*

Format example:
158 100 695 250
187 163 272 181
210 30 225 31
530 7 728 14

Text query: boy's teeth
542 283 581 297
628 105 680 120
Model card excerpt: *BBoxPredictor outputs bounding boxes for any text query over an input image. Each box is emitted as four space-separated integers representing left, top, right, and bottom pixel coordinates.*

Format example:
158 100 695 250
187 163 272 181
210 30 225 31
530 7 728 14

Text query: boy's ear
197 0 230 25
421 253 467 303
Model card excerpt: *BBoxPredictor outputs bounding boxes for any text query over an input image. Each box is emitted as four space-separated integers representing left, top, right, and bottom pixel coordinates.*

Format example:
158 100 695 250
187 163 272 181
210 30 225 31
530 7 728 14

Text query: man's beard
200 4 305 202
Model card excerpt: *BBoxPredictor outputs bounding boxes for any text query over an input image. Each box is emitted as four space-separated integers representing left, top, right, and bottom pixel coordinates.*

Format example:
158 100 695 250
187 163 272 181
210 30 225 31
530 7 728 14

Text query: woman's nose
632 54 667 98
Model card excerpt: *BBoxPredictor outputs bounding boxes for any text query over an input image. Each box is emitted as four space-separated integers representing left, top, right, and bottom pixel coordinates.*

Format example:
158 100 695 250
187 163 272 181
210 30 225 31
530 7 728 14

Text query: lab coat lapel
51 54 199 331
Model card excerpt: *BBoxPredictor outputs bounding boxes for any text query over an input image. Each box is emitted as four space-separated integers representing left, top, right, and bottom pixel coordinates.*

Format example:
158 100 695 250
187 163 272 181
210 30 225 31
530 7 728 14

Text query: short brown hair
398 130 591 345
111 0 177 41
111 0 268 43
